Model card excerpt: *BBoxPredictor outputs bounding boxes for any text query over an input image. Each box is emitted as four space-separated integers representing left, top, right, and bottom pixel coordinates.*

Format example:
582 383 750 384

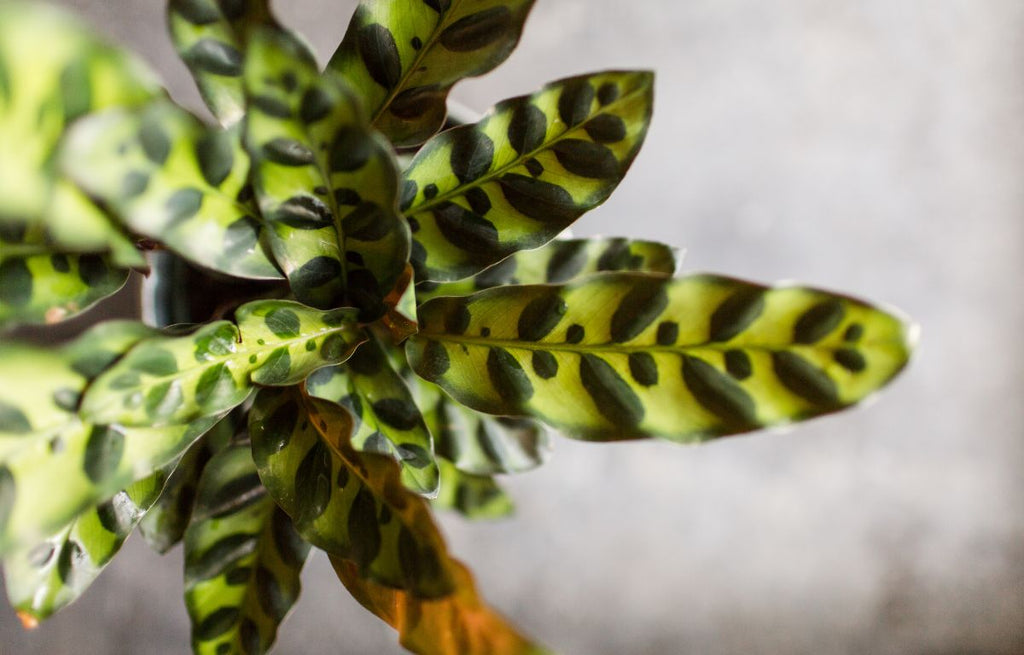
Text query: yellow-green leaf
407 273 915 441
402 71 654 282
184 444 308 655
168 0 279 126
60 100 281 280
249 387 453 598
0 2 161 253
80 300 363 428
243 29 410 319
328 0 537 147
432 459 513 521
306 334 440 496
3 469 167 624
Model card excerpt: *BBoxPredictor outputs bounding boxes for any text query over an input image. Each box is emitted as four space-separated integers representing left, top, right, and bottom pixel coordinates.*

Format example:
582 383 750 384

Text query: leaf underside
333 557 548 655
408 273 914 441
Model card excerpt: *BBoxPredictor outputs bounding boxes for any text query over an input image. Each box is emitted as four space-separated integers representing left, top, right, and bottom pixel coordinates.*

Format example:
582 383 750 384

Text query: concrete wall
3 1 1022 653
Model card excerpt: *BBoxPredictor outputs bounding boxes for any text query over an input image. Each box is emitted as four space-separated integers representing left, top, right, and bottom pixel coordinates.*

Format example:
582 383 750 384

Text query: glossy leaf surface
81 300 362 427
168 0 278 126
402 71 654 282
334 557 548 655
306 334 439 495
184 444 308 655
249 388 453 598
408 273 915 441
418 236 678 302
61 100 281 280
328 0 536 147
0 323 219 553
244 30 409 319
0 2 160 245
3 470 166 624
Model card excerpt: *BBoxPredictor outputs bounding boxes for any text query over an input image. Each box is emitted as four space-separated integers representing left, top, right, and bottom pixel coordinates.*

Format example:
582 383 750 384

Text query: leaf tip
17 611 40 630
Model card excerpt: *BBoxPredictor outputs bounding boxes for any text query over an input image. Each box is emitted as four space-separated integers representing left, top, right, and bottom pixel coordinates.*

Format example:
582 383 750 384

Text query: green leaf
43 180 147 270
249 387 454 598
184 443 308 655
138 413 237 554
168 0 279 126
0 248 129 329
306 334 440 496
432 459 513 521
333 557 549 655
328 0 537 147
60 100 281 280
402 71 654 282
0 2 160 246
414 376 549 475
0 323 223 553
407 273 915 441
417 236 679 302
3 469 167 624
80 300 363 428
243 30 410 319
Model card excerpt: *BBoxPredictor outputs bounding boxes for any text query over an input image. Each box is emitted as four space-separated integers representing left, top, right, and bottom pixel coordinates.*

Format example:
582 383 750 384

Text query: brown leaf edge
301 393 548 655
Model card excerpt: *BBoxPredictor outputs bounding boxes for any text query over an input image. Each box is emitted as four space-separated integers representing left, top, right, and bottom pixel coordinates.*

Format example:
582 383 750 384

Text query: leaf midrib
406 79 649 215
368 0 468 127
417 334 895 356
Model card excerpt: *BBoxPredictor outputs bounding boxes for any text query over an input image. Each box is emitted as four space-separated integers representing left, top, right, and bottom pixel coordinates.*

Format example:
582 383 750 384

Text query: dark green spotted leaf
0 324 221 553
184 443 308 655
243 30 410 320
168 0 279 126
407 273 915 442
418 236 678 302
306 335 439 496
328 0 536 147
60 100 281 280
3 469 167 624
413 376 549 475
0 248 129 329
0 3 161 255
249 387 454 598
402 71 654 282
80 300 363 428
432 459 513 521
138 412 237 554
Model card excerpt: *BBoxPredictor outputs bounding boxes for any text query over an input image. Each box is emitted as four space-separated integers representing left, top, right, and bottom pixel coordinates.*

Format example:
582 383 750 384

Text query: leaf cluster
0 1 914 653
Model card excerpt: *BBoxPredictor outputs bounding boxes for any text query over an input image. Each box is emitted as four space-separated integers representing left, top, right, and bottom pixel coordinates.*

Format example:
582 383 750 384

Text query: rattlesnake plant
0 2 914 653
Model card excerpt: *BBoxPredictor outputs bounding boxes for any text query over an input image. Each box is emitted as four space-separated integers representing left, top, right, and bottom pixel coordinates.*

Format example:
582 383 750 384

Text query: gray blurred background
2 1 1022 653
